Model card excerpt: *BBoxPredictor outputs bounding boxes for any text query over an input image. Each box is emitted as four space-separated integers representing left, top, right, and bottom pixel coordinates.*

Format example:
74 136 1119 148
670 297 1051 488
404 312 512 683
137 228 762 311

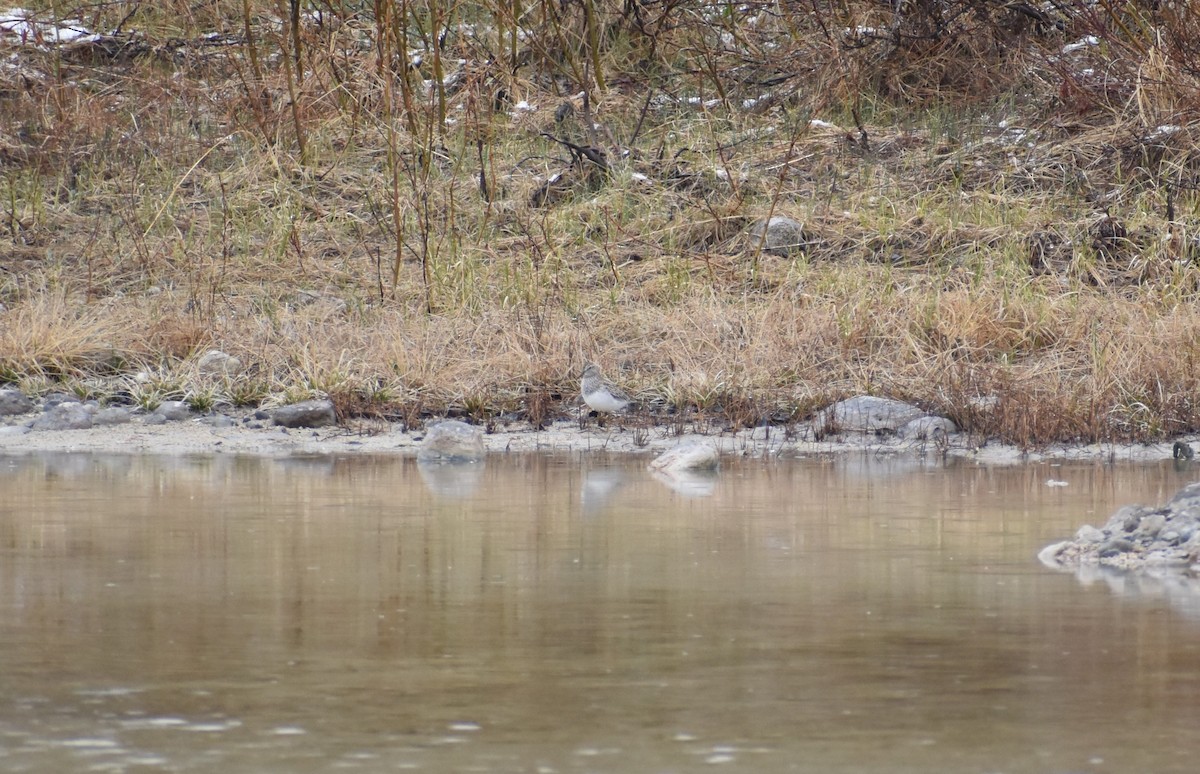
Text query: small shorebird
581 363 631 416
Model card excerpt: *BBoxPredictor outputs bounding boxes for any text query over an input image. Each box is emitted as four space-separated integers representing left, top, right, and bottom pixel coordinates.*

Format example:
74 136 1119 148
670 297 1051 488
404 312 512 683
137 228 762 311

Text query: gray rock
197 349 243 376
203 414 238 428
153 401 192 421
0 424 31 439
141 413 167 426
1099 538 1135 558
1135 513 1167 540
271 399 337 428
748 215 807 256
43 392 81 409
31 402 94 431
816 396 927 434
897 415 958 440
93 407 134 426
418 420 485 462
1103 505 1145 534
0 388 33 415
1042 482 1200 571
1168 482 1200 509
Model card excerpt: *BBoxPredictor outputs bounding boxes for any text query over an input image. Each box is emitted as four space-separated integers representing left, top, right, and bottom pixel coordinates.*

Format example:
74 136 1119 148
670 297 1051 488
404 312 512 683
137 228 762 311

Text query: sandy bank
0 410 1189 464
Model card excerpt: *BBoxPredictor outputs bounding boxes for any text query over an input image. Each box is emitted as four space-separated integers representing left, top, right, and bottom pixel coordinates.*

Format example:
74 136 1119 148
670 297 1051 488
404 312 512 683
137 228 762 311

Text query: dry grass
3 0 1200 447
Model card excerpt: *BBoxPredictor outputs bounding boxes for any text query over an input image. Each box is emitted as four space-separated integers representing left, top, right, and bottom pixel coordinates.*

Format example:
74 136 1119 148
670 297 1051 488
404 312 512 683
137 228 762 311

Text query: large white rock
898 415 958 440
649 441 719 473
418 420 485 462
816 396 926 433
197 349 243 376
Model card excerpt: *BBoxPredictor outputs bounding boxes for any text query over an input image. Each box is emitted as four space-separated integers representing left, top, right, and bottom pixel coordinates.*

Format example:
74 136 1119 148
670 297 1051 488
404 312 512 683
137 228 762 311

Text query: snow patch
0 7 97 46
1062 35 1100 55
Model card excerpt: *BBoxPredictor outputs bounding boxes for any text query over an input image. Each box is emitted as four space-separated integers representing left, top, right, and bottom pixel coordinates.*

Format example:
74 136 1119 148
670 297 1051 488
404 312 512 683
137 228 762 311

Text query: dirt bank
0 410 1189 465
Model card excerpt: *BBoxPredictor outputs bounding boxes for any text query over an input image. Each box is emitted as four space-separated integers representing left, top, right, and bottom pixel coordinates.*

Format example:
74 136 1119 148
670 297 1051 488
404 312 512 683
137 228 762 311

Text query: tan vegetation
2 0 1200 446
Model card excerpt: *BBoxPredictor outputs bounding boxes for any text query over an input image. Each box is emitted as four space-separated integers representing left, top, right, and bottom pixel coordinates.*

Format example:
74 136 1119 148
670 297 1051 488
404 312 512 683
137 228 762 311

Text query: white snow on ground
0 7 97 46
1147 125 1182 141
1062 35 1100 54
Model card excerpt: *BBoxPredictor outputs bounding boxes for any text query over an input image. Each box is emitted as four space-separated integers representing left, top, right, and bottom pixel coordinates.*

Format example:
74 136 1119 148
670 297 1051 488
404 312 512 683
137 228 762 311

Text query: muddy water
1 452 1199 773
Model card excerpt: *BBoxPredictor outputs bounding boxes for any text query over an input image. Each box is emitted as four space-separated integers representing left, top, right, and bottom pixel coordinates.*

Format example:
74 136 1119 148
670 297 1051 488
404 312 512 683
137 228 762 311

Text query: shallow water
1 451 1199 773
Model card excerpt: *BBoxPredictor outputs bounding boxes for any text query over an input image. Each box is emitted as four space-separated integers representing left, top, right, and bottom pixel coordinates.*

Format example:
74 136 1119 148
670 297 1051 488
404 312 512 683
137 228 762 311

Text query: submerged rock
0 388 33 415
1040 482 1200 571
649 441 720 473
271 399 337 428
418 420 485 462
816 396 927 434
31 402 94 431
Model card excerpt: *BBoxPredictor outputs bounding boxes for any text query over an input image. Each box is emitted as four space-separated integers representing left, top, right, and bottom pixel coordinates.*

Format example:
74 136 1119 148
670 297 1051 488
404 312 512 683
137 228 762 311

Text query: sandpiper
581 363 631 414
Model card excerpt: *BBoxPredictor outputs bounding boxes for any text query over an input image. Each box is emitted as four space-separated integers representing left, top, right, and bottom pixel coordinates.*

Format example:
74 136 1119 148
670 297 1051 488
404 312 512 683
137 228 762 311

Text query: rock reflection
833 453 950 479
650 468 717 498
1062 563 1200 621
0 452 136 480
417 458 485 498
272 455 337 477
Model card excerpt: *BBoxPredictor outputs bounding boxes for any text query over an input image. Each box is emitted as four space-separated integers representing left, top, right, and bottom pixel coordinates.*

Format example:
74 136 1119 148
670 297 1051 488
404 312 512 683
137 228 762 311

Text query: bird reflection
581 469 626 515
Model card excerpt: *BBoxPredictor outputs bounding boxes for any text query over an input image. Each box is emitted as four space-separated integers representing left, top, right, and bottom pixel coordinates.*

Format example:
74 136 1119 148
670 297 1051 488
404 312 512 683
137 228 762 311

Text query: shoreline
0 408 1190 464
